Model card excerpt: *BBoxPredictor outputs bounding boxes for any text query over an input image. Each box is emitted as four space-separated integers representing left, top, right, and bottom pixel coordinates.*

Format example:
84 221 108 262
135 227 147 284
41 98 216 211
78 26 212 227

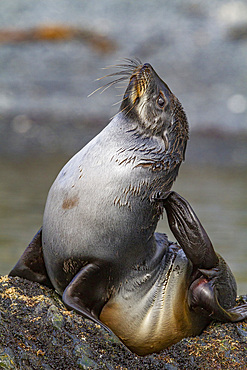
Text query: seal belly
100 247 208 356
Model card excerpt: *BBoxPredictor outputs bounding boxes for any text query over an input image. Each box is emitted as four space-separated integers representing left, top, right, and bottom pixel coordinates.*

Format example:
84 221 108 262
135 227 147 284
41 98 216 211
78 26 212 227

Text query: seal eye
157 94 166 109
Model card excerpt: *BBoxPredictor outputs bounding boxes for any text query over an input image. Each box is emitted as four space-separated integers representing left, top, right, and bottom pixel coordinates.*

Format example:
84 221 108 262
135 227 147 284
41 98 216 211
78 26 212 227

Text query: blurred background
0 0 246 294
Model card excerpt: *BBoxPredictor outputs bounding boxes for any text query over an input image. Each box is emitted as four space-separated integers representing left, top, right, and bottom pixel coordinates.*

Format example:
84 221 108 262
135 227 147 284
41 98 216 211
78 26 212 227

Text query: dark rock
0 275 246 369
228 24 247 41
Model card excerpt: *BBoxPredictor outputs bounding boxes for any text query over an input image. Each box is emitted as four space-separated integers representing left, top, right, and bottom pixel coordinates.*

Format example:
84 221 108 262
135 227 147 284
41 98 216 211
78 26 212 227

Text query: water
0 156 246 295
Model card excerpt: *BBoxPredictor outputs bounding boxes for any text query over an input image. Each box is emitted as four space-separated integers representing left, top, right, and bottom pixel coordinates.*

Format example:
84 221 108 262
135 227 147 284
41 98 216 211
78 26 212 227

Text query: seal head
120 62 188 156
122 64 172 133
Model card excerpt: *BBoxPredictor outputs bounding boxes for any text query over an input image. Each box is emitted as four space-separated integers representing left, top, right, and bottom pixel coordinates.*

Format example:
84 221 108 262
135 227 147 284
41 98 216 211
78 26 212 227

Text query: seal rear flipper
163 191 219 269
188 276 247 322
9 227 53 288
62 263 112 332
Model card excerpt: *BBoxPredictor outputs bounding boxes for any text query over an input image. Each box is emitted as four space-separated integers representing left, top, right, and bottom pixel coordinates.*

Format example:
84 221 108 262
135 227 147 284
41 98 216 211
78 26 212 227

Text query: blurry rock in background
0 0 246 163
0 24 116 53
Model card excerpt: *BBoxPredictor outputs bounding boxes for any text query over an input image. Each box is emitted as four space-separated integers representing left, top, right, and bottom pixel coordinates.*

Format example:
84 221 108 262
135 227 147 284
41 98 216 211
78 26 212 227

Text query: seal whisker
88 58 143 98
110 98 136 120
99 77 130 95
121 101 137 117
99 59 142 81
107 57 142 69
96 71 133 81
112 99 125 106
120 57 142 67
101 58 140 71
88 76 130 97
102 64 137 72
87 86 104 97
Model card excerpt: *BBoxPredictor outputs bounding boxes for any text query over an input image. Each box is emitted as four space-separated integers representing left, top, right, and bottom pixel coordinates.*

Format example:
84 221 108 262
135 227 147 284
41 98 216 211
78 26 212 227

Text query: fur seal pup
10 60 247 355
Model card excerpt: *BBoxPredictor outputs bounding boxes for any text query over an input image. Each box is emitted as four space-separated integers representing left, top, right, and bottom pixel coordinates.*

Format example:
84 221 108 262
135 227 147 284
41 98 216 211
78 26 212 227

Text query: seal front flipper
9 228 53 288
62 263 113 332
164 192 247 323
188 269 247 322
163 191 219 269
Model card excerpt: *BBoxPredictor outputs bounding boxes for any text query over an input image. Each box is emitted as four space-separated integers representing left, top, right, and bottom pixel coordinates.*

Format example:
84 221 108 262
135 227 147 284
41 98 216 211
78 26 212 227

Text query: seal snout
129 63 151 104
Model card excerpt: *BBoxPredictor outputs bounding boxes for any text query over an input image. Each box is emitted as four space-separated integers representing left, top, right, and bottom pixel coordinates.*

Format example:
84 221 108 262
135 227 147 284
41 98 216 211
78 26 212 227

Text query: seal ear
62 262 113 332
9 228 53 288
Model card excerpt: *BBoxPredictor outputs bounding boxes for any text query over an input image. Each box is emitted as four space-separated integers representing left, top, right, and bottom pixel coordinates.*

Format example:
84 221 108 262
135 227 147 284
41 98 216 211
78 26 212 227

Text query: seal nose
141 63 152 72
128 64 152 103
142 63 151 68
138 63 152 87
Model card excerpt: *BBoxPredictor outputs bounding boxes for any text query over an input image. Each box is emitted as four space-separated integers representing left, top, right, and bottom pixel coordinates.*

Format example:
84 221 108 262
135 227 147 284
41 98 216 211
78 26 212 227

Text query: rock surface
0 275 246 369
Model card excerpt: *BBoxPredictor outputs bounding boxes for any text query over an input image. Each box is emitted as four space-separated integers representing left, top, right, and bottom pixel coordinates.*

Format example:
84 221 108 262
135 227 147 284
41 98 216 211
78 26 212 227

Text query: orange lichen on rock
0 24 116 53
